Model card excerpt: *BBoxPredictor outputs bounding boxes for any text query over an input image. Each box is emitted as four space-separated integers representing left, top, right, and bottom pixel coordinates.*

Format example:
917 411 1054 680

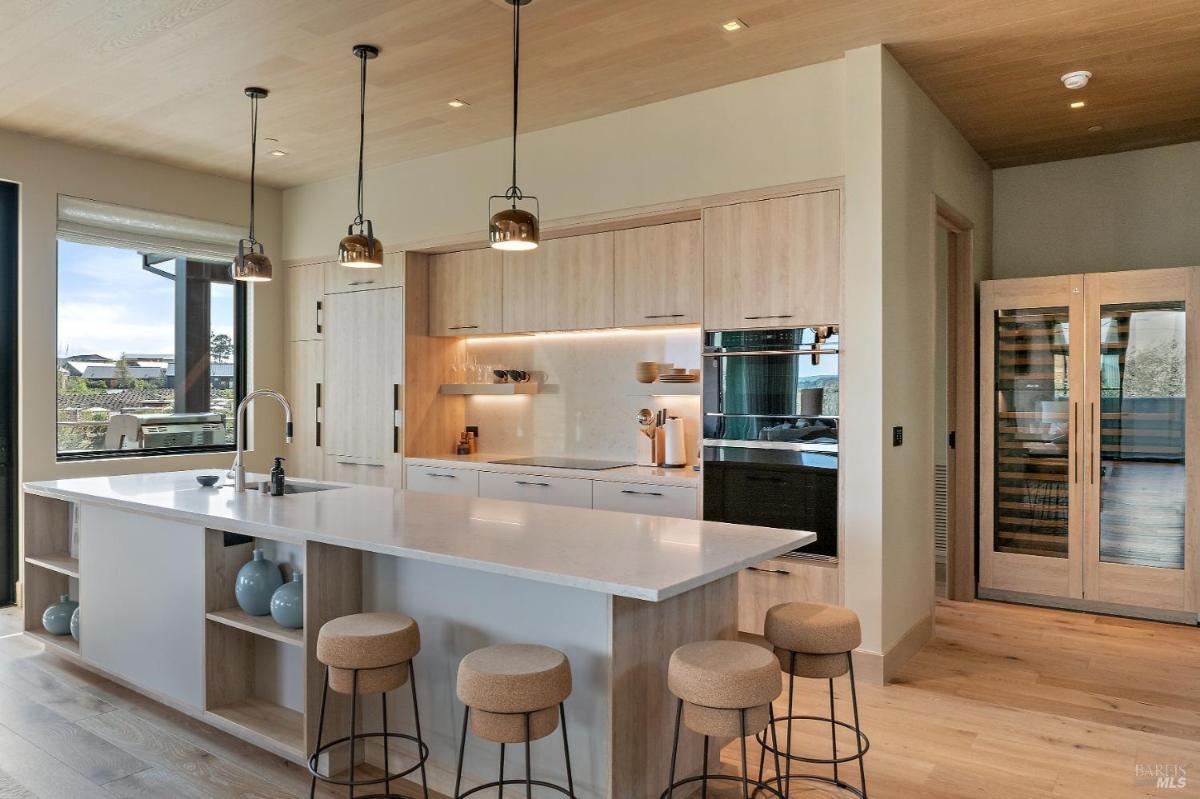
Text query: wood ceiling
1 0 1197 187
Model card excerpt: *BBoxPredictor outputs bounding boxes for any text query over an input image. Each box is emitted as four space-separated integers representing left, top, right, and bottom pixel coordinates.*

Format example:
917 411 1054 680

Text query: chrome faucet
229 389 294 492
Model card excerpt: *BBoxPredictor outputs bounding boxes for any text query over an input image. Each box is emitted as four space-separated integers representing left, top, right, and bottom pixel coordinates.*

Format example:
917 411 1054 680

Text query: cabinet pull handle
644 314 685 320
316 300 323 335
348 279 376 287
514 480 550 487
620 489 663 496
743 314 794 320
426 473 457 479
747 566 791 575
448 324 480 331
315 383 322 447
338 461 384 468
745 475 786 483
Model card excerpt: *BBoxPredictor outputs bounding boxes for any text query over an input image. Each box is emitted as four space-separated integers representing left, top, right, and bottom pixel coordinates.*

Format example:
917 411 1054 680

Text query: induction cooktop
488 457 634 470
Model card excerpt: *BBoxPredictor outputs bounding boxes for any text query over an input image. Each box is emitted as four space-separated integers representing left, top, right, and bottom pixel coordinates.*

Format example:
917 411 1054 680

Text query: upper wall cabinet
502 232 615 333
326 251 405 294
613 220 702 327
286 263 325 342
429 248 503 336
703 190 842 330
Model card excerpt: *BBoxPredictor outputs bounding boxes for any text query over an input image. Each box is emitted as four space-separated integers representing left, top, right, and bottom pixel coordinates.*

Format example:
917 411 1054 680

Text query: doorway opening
934 202 976 602
0 181 17 606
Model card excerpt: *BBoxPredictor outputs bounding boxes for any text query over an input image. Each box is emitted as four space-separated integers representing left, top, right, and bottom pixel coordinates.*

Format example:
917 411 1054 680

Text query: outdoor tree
113 358 133 388
211 333 233 363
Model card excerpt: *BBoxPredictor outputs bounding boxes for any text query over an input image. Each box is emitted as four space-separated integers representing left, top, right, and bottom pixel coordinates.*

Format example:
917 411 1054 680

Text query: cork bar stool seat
309 613 430 799
660 640 786 799
758 602 870 798
452 643 577 798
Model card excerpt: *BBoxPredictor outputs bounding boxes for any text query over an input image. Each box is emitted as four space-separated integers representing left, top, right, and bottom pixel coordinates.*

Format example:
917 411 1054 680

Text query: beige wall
1 127 285 486
282 60 846 259
842 45 992 657
994 141 1200 278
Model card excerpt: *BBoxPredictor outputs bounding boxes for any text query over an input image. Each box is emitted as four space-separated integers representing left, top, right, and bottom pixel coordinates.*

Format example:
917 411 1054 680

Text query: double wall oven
702 327 839 559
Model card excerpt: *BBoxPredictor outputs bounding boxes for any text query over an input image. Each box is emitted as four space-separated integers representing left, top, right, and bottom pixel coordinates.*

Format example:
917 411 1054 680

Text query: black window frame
55 243 247 462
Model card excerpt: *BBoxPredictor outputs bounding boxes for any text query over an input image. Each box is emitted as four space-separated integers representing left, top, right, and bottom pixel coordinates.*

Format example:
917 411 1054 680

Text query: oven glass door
703 349 839 447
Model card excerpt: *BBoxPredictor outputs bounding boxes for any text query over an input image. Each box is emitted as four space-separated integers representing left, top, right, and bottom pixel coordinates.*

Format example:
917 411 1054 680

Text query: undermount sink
213 482 342 495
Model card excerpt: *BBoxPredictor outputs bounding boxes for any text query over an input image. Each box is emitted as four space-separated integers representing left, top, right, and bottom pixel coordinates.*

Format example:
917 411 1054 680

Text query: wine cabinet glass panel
993 307 1072 559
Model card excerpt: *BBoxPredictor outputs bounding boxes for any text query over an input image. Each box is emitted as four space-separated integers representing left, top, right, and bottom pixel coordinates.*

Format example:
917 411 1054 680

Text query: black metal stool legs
753 650 871 798
307 662 431 799
659 698 785 799
451 703 577 798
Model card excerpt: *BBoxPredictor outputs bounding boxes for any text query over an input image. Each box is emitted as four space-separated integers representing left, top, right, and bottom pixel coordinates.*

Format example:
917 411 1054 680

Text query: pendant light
234 87 273 282
489 0 539 251
338 44 384 268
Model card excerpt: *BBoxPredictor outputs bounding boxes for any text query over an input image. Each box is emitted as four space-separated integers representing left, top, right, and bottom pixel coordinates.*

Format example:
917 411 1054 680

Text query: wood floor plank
7 719 150 786
0 724 114 799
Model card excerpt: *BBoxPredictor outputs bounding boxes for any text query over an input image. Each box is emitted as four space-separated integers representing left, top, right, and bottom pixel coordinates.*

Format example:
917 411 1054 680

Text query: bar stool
757 602 869 797
309 612 430 799
661 640 785 799
452 643 576 798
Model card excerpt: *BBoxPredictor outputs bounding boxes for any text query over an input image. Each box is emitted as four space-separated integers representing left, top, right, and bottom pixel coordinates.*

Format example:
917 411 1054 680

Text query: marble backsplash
459 327 703 464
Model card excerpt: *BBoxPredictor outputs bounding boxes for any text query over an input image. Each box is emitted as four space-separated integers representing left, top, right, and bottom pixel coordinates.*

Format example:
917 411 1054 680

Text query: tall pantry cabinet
284 254 406 488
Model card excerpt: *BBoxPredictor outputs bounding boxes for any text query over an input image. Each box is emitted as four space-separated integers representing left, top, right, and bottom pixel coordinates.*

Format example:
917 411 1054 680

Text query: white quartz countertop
405 454 701 487
26 470 811 602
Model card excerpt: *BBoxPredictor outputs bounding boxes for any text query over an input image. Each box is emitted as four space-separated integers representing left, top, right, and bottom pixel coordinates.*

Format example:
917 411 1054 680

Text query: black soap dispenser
269 457 286 497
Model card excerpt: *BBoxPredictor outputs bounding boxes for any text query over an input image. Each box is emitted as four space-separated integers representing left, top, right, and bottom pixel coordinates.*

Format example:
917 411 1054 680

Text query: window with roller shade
55 197 246 459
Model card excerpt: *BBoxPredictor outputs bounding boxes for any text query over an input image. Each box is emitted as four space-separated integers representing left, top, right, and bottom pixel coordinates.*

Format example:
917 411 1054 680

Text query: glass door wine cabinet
980 268 1198 618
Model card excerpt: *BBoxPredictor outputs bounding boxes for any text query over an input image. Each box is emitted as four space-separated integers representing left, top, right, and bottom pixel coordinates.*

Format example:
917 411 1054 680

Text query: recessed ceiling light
1088 124 1104 133
268 149 288 157
1070 100 1086 109
722 18 747 32
448 99 469 108
1060 70 1091 90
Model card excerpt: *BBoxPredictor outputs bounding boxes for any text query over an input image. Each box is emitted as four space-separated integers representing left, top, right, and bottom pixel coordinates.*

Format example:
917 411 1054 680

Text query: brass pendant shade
489 0 539 251
489 204 539 251
234 87 272 282
339 44 383 268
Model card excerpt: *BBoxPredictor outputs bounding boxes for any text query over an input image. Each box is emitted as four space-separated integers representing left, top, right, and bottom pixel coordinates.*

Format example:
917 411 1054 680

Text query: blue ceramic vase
70 607 80 642
270 572 304 630
42 594 78 636
235 549 283 616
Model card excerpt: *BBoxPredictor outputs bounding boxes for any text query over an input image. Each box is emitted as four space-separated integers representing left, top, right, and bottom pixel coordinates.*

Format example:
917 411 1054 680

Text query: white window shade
57 195 244 262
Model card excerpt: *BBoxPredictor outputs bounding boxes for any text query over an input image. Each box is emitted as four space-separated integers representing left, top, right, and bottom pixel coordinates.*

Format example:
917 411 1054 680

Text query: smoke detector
1060 71 1091 90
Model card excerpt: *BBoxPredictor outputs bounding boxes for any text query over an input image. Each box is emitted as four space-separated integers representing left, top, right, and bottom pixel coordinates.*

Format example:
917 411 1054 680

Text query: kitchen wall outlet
892 426 904 447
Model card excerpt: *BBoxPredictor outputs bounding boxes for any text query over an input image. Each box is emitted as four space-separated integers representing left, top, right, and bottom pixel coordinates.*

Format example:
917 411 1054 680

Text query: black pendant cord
248 93 259 244
507 0 522 206
355 49 367 228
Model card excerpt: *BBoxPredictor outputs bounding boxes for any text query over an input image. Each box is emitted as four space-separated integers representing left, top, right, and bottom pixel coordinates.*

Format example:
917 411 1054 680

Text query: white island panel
79 504 206 710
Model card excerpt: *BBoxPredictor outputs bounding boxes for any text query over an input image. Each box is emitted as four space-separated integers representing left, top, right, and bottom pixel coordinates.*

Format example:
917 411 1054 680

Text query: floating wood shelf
206 698 305 762
206 608 304 648
24 553 80 579
439 382 539 395
26 628 80 659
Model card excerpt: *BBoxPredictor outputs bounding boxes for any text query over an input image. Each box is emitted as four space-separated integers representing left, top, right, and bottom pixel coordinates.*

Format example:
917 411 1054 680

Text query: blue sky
57 240 234 359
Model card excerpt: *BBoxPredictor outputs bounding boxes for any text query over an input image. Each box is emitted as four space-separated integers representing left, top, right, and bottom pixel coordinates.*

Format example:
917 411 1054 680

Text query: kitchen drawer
325 454 402 489
405 465 480 497
591 481 697 519
737 557 840 635
478 471 592 509
325 251 404 294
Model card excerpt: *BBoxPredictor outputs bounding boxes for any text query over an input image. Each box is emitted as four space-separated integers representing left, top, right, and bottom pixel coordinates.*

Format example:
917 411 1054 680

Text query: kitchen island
22 470 812 798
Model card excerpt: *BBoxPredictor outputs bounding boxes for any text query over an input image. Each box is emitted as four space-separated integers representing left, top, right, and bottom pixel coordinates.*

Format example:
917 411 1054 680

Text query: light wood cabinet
323 288 404 462
324 454 403 489
613 221 702 326
703 190 841 330
285 340 324 480
325 251 405 294
286 263 325 342
502 232 614 332
429 248 503 336
737 557 840 634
